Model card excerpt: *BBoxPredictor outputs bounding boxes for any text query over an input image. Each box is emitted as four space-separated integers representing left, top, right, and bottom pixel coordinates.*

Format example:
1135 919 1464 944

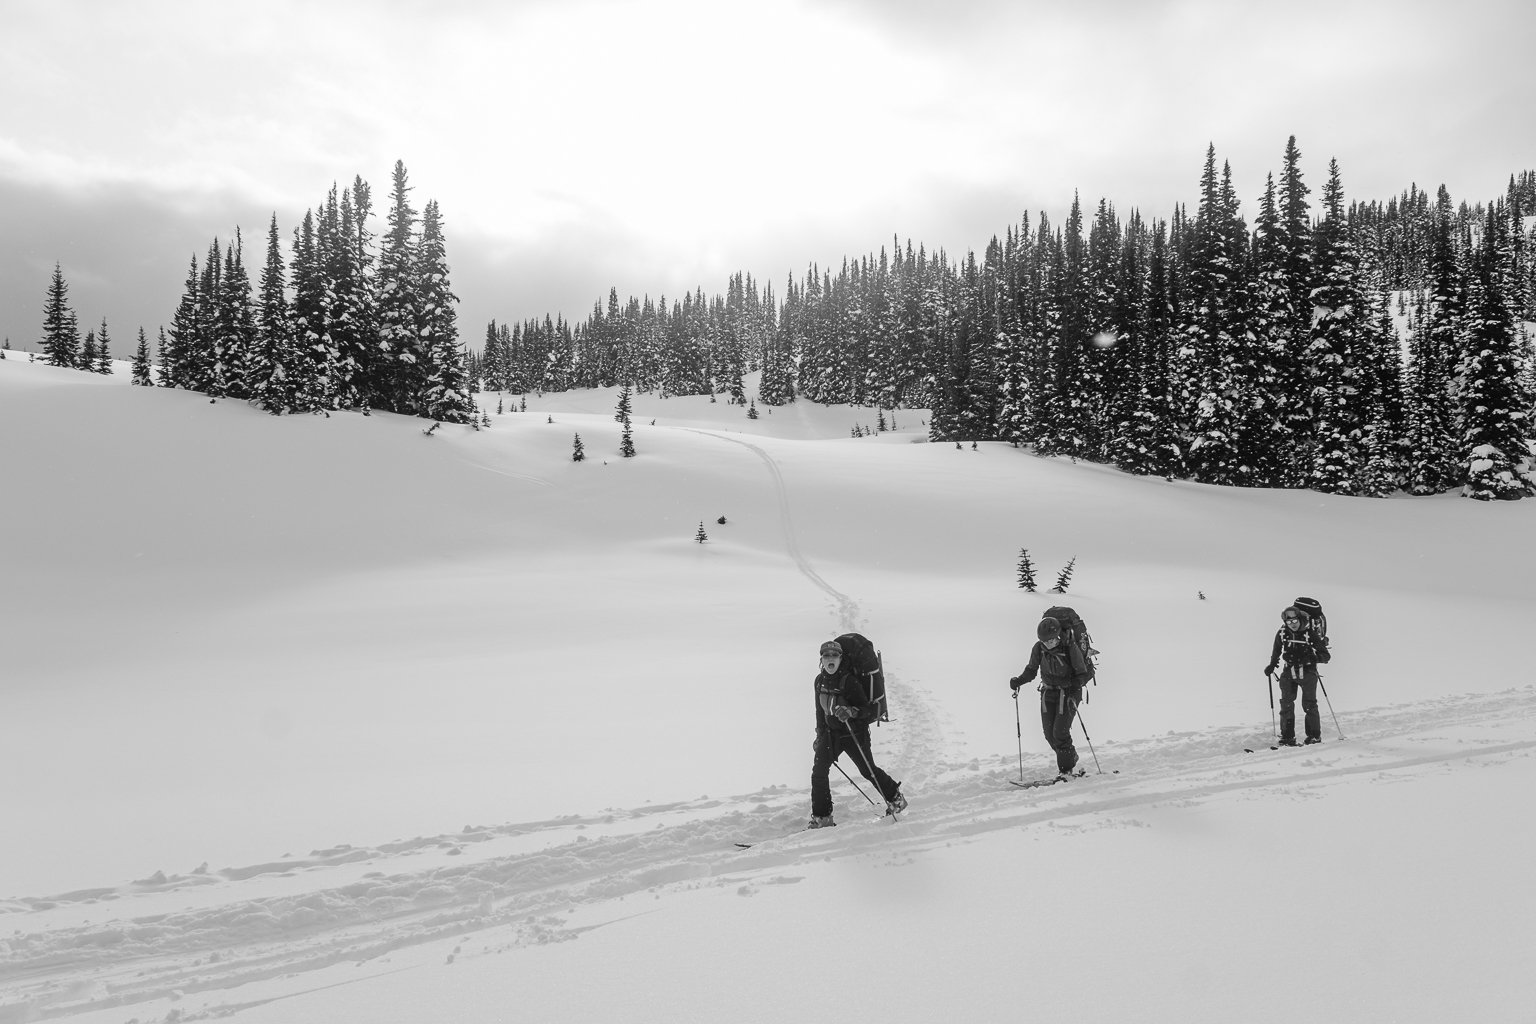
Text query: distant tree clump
153 161 473 424
474 145 1536 502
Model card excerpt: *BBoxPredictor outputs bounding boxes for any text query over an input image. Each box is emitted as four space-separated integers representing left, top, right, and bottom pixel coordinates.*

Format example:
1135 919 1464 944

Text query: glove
1264 664 1276 677
1009 676 1021 693
832 705 857 722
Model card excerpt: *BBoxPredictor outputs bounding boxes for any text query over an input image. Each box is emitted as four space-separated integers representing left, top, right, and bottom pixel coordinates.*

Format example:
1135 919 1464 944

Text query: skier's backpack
1042 606 1097 683
1292 596 1330 648
833 632 888 723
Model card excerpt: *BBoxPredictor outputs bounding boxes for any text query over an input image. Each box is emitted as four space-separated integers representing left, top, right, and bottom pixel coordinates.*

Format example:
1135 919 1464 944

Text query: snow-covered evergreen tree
215 233 258 398
40 263 80 368
415 199 473 424
163 256 200 389
1458 205 1534 500
1184 149 1260 485
91 319 113 374
1114 219 1183 477
375 160 420 414
79 328 99 372
131 327 153 386
1306 160 1370 494
289 210 336 410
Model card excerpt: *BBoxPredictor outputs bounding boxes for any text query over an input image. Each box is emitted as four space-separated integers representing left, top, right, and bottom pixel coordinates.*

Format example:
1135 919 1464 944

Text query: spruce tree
1275 136 1316 479
1116 219 1183 477
1402 197 1464 492
1016 549 1038 592
376 160 419 413
164 256 200 389
289 210 335 409
1458 205 1534 499
131 327 153 386
1184 149 1258 485
416 199 474 423
79 328 99 372
1051 557 1076 594
183 240 223 394
1306 160 1369 494
94 318 114 374
253 214 300 413
215 234 258 398
40 263 80 368
572 433 586 462
620 420 636 458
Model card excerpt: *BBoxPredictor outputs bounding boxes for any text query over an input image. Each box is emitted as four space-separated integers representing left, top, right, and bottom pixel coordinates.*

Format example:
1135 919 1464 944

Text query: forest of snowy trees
35 161 476 424
477 140 1536 500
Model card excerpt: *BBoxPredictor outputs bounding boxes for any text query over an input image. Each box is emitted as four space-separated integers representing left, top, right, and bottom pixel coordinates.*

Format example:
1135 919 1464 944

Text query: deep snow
3 354 1535 1023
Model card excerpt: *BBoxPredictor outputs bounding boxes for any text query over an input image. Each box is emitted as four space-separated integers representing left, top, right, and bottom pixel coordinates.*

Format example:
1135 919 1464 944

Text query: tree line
476 140 1536 500
35 161 476 423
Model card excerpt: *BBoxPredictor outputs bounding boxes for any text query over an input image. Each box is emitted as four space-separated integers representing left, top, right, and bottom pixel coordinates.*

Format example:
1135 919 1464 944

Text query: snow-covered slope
3 356 1534 1023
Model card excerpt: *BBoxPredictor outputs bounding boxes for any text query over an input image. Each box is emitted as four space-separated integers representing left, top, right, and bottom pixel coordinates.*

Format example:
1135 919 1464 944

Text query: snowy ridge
6 685 1533 1021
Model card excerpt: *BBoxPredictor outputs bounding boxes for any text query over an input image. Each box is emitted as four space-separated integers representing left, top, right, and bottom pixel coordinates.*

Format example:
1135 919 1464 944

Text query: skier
1009 616 1092 778
809 639 906 828
1264 604 1331 745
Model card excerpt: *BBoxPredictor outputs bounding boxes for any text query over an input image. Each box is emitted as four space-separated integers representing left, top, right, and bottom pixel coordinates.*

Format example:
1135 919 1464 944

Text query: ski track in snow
6 419 1530 1020
680 427 951 783
4 686 1536 1020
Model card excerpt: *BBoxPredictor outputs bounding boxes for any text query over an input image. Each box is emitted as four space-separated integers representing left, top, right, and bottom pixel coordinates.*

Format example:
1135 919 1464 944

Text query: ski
734 826 822 848
1009 768 1086 789
1243 746 1280 752
734 832 800 849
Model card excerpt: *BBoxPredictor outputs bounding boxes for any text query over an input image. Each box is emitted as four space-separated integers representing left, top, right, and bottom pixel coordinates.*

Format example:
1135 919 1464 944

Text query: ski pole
1266 669 1277 739
833 761 877 807
1012 690 1025 783
844 719 897 819
1075 700 1103 774
1318 673 1344 739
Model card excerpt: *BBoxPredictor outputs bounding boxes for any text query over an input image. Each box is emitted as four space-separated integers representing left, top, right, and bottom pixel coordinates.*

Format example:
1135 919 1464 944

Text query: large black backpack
1042 606 1098 683
1292 597 1329 646
833 632 888 723
1043 606 1097 655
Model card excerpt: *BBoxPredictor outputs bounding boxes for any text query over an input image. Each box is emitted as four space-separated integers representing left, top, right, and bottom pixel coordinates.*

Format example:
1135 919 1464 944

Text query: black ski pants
1278 667 1321 742
811 725 899 818
1040 685 1081 774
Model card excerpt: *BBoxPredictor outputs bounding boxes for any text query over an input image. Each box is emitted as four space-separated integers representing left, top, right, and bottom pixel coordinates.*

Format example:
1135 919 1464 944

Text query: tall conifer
40 263 81 368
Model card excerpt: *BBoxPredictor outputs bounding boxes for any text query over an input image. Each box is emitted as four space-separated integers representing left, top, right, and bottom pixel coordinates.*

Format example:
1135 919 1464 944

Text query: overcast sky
1 0 1530 356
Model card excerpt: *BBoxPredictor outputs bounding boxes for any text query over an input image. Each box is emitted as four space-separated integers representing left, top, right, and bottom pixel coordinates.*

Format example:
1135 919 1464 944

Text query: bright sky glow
1 0 1531 348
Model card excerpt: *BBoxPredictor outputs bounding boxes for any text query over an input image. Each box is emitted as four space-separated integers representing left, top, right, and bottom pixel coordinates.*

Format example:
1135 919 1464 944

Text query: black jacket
814 666 877 734
1016 638 1092 689
1269 628 1331 673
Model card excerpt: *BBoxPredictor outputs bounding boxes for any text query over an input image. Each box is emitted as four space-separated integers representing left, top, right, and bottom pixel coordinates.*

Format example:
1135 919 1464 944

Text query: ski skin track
735 810 899 848
12 692 1536 1022
1008 768 1087 789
